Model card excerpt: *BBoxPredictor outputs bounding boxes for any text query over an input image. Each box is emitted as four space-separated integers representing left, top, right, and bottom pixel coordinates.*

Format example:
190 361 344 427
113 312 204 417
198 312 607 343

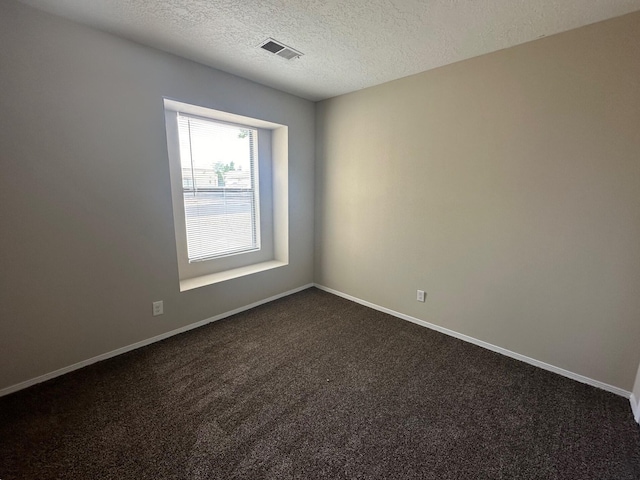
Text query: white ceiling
19 0 640 101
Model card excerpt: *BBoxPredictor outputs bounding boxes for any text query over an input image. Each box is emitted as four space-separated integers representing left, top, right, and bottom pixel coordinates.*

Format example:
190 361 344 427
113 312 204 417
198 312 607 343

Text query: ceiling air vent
259 38 303 60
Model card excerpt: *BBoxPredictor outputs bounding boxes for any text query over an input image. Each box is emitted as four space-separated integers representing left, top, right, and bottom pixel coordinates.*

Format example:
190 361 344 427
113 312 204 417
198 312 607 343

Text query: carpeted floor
1 287 639 479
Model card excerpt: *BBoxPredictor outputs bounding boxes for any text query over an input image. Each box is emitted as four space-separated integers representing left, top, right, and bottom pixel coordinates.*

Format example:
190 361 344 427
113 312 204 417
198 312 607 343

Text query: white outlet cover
417 290 426 302
152 300 164 316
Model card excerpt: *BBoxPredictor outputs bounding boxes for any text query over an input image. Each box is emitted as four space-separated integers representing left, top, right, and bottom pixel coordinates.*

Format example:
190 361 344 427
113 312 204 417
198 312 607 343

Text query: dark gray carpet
1 287 639 479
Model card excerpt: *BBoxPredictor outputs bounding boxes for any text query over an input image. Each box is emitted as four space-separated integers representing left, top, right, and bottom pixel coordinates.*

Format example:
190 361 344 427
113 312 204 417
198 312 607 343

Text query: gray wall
0 1 315 391
315 12 640 391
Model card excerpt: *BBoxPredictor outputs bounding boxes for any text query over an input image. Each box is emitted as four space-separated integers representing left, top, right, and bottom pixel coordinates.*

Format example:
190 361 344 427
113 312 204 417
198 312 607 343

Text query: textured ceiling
18 0 640 101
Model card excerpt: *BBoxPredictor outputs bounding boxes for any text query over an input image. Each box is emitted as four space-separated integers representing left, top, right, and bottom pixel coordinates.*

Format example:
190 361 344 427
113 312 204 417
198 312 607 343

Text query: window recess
163 99 289 291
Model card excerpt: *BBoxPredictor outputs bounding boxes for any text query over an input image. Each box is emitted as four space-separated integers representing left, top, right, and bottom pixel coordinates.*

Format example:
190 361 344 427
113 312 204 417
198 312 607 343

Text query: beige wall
0 1 315 391
315 12 640 391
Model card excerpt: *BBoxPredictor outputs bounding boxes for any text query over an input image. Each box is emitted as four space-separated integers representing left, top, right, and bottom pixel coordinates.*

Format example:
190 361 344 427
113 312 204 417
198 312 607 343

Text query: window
163 99 289 291
177 114 260 261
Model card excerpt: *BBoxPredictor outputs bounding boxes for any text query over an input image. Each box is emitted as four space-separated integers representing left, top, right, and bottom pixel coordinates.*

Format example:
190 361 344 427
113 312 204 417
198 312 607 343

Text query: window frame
163 99 289 291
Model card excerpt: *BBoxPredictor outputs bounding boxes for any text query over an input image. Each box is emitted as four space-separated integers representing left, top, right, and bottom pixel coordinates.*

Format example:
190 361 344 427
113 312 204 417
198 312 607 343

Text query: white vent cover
259 38 303 60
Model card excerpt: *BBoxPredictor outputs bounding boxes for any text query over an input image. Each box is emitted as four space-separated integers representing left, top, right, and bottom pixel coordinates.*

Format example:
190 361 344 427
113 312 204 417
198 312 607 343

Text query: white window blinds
176 113 260 262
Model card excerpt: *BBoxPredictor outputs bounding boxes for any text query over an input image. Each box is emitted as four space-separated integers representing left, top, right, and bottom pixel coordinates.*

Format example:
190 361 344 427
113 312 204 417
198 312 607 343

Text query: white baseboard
630 394 640 424
2 282 633 406
313 283 631 399
0 283 314 398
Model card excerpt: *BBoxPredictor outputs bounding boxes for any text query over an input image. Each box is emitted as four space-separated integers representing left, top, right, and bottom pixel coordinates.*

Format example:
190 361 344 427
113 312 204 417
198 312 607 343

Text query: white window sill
179 260 288 292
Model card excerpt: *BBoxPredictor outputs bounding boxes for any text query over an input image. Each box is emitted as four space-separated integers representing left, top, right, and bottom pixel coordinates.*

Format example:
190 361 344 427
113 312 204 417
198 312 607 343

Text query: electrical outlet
152 300 164 316
417 290 426 302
